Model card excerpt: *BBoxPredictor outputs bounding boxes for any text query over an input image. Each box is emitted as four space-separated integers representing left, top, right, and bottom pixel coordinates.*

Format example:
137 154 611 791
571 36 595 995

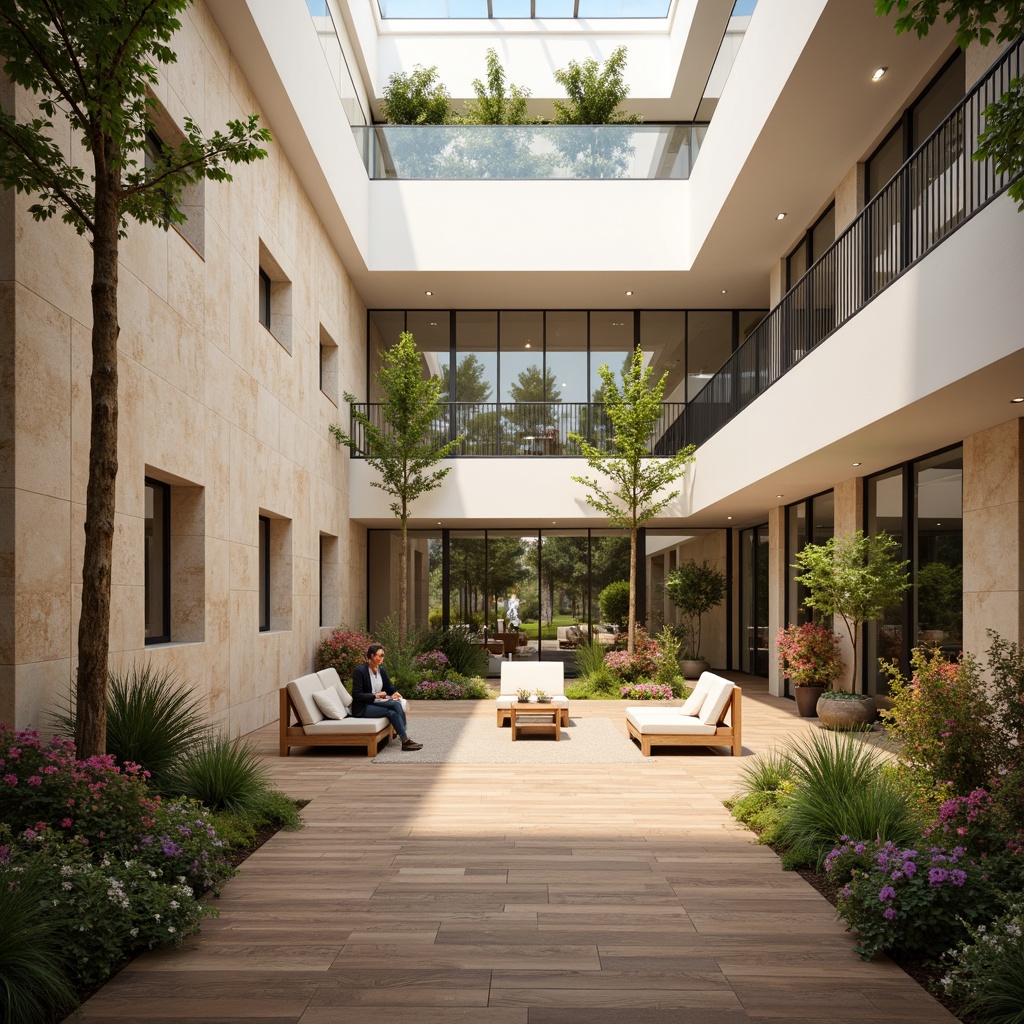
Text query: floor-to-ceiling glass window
500 311 548 455
740 524 770 675
449 530 488 631
864 445 962 695
785 490 835 633
455 311 497 454
546 311 588 452
589 312 633 450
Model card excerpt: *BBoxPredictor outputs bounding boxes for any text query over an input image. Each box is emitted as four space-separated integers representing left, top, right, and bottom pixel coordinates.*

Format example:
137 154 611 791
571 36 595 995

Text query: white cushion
303 718 389 735
625 710 717 735
287 674 326 726
679 674 715 716
316 668 353 708
498 661 565 695
312 687 348 720
698 678 735 727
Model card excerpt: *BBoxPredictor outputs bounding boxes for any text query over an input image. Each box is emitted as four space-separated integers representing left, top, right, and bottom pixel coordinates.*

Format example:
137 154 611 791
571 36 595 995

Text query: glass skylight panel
375 0 673 17
731 0 757 14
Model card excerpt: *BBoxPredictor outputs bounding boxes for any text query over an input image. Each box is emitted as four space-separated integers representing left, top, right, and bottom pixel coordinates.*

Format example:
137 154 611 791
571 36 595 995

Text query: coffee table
509 702 560 741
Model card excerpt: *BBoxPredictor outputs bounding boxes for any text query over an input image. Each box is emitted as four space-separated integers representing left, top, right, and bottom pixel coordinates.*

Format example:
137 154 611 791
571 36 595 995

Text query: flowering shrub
620 681 674 700
881 646 999 796
775 622 844 686
314 626 372 680
825 837 1004 960
413 650 449 679
941 901 1024 1022
605 629 662 683
412 677 490 700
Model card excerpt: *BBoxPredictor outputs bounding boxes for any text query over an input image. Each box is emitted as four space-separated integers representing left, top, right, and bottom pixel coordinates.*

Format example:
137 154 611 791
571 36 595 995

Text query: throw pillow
312 686 348 720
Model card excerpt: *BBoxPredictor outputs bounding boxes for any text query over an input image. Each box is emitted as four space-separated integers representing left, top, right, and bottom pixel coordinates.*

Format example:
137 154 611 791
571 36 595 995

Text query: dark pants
361 700 408 739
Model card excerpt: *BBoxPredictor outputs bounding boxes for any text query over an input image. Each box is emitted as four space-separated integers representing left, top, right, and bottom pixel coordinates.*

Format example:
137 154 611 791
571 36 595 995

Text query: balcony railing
679 36 1022 451
347 401 685 457
353 124 707 180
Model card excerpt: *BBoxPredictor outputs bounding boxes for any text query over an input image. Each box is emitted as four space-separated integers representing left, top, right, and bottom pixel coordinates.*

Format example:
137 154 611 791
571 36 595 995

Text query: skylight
376 0 673 19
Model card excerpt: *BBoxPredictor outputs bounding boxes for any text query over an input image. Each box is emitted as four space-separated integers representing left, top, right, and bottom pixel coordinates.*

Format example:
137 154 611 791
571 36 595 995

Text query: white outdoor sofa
625 672 742 756
495 661 569 727
280 667 398 757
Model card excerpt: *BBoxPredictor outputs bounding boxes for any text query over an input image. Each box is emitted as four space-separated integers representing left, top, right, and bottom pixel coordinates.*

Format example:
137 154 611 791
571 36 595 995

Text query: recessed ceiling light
777 494 784 498
1012 397 1024 403
727 516 733 520
424 290 432 296
872 67 887 81
776 212 787 221
721 289 727 294
429 321 438 326
852 461 862 467
625 290 633 296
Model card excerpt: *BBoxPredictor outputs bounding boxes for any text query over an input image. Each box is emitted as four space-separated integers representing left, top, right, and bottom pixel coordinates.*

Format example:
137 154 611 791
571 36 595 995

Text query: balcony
353 124 706 180
346 400 685 457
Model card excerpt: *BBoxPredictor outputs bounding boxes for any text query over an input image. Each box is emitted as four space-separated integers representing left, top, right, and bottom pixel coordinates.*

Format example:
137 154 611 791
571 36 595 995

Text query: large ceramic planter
681 658 710 680
793 685 825 717
816 694 877 729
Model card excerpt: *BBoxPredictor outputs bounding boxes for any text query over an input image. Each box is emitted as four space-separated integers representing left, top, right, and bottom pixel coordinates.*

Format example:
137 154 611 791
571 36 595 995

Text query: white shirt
369 667 383 694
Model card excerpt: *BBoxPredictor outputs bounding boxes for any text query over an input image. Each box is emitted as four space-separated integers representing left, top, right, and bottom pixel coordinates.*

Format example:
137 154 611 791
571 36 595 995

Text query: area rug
371 715 645 765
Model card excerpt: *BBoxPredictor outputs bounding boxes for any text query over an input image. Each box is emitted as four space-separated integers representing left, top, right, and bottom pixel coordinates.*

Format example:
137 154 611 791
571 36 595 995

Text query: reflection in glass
686 311 732 401
144 480 169 642
915 449 962 653
866 469 905 695
455 312 497 454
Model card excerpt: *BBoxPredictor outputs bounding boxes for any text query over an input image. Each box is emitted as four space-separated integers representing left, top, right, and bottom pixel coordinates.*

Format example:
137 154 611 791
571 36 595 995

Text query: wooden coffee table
509 702 560 741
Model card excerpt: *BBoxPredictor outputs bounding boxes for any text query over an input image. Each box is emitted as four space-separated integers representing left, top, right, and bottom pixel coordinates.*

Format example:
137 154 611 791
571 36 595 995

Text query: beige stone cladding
1 3 365 734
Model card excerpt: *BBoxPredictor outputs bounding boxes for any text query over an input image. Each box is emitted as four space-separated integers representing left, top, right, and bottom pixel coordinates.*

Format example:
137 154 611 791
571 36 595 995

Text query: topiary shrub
598 579 630 627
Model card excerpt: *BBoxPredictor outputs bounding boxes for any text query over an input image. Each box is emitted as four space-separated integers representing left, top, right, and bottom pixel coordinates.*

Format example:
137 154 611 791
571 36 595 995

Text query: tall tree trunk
399 512 408 642
627 526 637 655
75 158 120 758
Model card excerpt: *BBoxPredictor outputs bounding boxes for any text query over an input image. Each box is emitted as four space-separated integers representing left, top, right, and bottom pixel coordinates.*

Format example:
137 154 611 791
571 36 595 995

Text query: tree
793 531 911 693
330 332 462 640
0 0 270 758
569 348 696 654
877 0 1024 209
462 48 532 126
665 560 728 660
380 64 452 125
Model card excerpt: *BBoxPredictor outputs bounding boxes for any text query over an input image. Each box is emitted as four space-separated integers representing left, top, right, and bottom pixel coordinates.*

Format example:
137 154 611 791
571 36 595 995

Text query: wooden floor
73 676 957 1023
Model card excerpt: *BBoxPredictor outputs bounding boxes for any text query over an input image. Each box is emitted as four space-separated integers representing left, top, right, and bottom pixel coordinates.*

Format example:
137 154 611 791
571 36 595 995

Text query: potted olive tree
792 531 910 709
665 559 727 678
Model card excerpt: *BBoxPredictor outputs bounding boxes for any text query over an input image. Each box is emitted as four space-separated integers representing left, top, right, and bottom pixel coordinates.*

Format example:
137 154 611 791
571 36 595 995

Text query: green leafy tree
462 48 532 125
331 332 462 639
793 531 911 693
665 560 728 660
551 46 642 179
440 354 495 453
877 0 1024 209
569 349 696 654
380 64 453 124
0 0 270 757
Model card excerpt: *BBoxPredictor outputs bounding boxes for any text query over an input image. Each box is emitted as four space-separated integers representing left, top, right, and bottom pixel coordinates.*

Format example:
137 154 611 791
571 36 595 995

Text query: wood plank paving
71 676 957 1024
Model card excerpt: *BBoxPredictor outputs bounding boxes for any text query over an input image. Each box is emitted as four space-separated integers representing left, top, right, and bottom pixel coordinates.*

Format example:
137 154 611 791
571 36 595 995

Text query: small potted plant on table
776 621 844 717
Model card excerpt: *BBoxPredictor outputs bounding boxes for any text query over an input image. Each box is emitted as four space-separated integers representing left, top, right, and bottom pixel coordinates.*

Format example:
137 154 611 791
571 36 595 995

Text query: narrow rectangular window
258 268 271 329
259 515 270 632
145 478 170 643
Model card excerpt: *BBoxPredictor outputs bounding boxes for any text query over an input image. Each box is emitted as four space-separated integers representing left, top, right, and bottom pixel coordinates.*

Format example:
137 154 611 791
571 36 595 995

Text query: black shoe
401 738 423 751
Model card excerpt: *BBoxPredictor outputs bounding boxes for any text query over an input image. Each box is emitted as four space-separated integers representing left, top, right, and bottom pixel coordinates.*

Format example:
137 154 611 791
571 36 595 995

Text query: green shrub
730 787 791 847
943 901 1024 1024
574 638 609 678
826 837 1007 961
598 579 630 626
739 747 795 795
432 626 488 678
165 735 271 815
776 730 921 870
54 663 208 790
315 626 372 683
882 646 1000 796
654 626 685 694
412 677 490 699
0 856 77 1024
370 615 421 688
210 789 304 848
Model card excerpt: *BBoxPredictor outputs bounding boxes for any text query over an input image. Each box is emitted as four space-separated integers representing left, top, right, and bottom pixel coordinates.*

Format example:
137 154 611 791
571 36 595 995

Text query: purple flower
950 869 967 887
903 860 917 876
2 774 16 786
27 775 42 786
161 839 182 856
929 867 949 887
878 886 896 902
883 907 897 921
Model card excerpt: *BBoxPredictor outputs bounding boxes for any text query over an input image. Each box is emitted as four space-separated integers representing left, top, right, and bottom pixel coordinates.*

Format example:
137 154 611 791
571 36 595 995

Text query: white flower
154 914 161 922
61 881 72 891
169 900 179 909
167 926 176 934
129 928 138 937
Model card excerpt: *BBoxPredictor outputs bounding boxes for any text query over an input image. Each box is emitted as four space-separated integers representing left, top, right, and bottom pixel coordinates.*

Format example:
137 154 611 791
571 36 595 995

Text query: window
258 512 293 632
258 241 293 353
144 101 205 256
319 324 339 404
144 474 206 645
320 533 339 627
145 478 170 643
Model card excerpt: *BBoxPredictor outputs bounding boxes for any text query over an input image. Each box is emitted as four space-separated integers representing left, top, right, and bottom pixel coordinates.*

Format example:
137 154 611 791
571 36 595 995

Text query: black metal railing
680 36 1022 450
347 401 686 457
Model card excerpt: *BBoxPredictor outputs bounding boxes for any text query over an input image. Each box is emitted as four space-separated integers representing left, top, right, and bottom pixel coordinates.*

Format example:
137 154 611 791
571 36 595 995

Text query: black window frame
144 477 171 644
258 268 272 330
259 515 271 632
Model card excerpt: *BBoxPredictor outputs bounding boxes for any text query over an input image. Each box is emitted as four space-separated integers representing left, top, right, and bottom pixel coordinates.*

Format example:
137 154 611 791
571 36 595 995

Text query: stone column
963 418 1024 661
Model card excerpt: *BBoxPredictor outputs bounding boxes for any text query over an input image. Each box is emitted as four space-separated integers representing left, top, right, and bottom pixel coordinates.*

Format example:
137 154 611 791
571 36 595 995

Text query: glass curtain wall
546 312 588 452
740 524 770 675
785 491 835 629
864 446 963 694
455 312 498 454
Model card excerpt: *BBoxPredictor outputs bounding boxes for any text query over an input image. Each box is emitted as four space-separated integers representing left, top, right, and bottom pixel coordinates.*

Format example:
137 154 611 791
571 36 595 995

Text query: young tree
569 349 695 654
380 64 452 125
793 531 911 692
462 48 532 125
330 332 462 640
0 0 270 758
877 0 1024 209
